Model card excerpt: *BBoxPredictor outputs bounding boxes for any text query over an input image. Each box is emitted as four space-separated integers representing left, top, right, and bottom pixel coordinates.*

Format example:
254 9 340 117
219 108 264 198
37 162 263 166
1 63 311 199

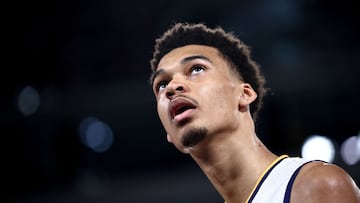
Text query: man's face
152 45 245 153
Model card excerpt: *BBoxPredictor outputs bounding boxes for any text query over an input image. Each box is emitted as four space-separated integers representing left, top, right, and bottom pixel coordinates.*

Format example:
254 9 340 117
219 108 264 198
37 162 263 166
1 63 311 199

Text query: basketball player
149 22 360 203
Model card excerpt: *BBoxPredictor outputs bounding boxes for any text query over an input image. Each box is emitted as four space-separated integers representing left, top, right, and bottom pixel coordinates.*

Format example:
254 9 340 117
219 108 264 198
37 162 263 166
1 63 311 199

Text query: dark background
2 0 359 202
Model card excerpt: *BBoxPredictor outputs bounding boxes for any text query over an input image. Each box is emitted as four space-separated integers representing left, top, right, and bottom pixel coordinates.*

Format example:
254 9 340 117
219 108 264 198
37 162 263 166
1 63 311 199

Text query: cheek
202 82 238 110
211 86 241 130
157 98 169 125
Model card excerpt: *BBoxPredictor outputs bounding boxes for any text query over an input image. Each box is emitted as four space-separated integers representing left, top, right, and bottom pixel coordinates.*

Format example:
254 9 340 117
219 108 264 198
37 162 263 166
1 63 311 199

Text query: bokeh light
301 135 335 163
341 135 360 166
79 117 114 153
17 85 40 116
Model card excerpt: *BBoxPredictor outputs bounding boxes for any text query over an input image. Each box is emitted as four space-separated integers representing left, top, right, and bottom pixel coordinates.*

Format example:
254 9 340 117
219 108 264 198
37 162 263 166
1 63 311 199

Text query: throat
189 136 279 203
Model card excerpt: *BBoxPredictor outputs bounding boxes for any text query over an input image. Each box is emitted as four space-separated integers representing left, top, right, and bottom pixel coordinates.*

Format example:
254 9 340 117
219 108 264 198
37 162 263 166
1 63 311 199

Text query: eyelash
155 64 206 92
156 81 168 92
190 64 205 75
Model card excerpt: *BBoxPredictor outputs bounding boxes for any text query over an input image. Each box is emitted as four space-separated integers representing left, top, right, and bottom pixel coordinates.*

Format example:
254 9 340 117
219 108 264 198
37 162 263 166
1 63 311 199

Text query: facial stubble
182 127 208 147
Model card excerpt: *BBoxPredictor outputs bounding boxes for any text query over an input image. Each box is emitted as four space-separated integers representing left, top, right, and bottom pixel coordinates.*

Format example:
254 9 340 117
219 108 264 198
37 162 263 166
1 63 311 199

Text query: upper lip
169 96 197 119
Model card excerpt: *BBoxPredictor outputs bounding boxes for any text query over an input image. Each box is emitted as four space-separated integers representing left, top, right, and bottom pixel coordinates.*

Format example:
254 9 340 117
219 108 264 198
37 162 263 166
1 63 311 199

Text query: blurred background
2 0 360 202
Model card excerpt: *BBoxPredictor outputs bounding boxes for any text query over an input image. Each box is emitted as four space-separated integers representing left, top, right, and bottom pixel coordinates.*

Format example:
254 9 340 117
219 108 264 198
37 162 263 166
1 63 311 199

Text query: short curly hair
150 22 267 121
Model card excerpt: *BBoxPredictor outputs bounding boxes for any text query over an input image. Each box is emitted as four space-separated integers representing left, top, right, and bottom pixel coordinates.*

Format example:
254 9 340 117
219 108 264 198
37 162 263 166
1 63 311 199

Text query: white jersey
246 155 315 203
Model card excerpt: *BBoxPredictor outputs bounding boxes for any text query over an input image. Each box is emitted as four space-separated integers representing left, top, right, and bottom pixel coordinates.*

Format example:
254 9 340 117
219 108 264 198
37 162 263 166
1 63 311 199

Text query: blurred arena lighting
79 117 114 153
17 85 40 116
301 135 335 163
340 134 360 166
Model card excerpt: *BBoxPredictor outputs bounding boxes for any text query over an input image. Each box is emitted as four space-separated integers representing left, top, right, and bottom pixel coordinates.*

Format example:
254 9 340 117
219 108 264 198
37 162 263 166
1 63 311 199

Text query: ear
238 83 257 107
167 134 173 143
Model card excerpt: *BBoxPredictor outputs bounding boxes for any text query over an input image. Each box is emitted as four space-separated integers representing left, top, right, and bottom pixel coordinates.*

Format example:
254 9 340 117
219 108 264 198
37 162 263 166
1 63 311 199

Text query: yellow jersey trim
223 155 289 203
244 154 289 203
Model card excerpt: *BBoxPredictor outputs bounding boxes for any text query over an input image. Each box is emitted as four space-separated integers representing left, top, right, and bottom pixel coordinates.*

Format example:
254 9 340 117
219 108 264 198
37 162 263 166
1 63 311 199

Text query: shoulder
291 161 360 203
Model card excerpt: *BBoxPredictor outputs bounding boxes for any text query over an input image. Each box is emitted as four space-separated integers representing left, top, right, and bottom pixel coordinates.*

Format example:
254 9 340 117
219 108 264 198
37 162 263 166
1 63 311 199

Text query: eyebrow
180 55 211 64
150 55 211 85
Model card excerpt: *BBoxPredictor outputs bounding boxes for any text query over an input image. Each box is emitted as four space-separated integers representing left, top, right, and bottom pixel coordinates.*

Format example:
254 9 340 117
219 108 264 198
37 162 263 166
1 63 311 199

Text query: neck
188 120 278 203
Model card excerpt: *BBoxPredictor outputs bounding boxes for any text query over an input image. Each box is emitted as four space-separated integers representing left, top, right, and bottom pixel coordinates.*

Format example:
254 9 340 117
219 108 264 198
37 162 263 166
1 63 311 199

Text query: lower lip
173 109 196 123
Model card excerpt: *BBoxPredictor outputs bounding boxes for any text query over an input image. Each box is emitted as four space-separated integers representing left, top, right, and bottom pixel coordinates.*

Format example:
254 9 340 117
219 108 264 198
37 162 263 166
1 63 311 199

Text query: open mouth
169 97 197 120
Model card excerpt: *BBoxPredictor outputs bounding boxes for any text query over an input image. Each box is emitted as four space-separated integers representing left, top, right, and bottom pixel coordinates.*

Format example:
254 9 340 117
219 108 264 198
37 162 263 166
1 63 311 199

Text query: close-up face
151 45 250 153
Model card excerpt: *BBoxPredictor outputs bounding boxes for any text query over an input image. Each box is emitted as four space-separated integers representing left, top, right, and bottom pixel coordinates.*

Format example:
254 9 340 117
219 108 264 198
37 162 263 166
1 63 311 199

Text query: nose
165 77 188 99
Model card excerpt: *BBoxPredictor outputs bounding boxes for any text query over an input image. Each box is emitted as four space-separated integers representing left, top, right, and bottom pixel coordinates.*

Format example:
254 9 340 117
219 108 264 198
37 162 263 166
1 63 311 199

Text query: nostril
175 86 184 91
166 91 174 98
166 83 185 99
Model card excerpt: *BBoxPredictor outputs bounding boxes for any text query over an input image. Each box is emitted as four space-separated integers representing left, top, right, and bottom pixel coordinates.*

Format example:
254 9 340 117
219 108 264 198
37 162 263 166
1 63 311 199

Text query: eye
190 65 205 75
156 81 168 92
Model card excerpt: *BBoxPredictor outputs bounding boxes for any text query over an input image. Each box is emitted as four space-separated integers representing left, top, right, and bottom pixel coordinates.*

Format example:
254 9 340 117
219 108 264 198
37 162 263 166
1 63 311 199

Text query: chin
181 127 208 148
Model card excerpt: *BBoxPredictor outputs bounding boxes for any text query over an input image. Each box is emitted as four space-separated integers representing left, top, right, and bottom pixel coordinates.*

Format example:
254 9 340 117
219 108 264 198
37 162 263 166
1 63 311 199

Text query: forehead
157 45 221 70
